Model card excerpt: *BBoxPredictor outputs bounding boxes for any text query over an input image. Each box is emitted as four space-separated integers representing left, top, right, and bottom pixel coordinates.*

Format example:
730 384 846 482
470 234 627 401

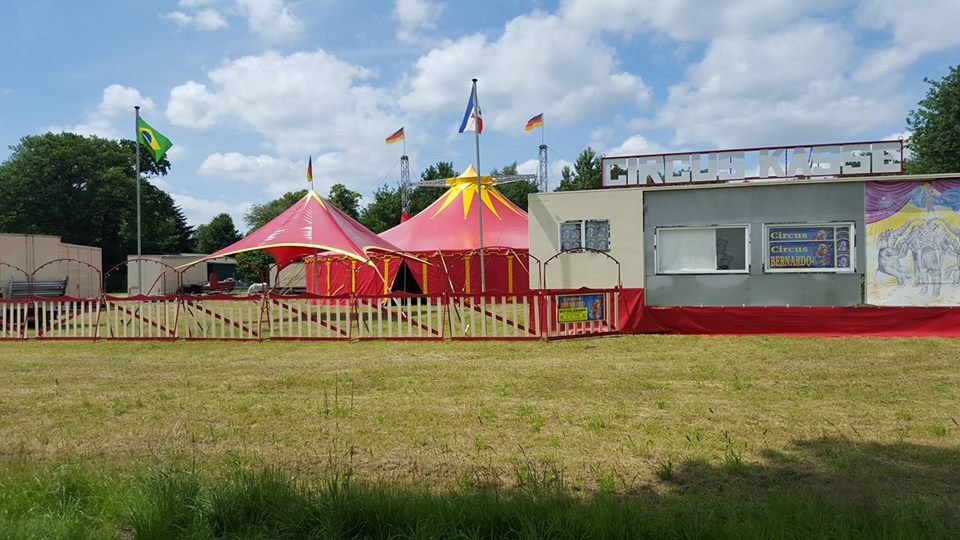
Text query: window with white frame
655 225 750 274
764 222 854 273
559 219 611 251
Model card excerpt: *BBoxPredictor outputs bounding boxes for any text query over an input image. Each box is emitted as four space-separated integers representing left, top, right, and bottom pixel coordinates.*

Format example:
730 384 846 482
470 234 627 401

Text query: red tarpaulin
306 165 531 295
186 190 409 274
623 299 960 337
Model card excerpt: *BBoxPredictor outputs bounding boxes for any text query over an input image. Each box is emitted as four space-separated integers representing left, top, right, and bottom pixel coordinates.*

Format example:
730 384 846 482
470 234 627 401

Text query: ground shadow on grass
667 436 960 500
0 437 957 539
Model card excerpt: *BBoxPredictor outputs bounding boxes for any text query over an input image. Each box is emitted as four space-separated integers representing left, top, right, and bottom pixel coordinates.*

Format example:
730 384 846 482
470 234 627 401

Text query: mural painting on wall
866 180 960 306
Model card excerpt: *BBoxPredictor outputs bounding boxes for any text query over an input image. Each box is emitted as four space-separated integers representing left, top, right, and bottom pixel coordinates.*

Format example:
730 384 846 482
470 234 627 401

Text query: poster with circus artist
866 180 960 306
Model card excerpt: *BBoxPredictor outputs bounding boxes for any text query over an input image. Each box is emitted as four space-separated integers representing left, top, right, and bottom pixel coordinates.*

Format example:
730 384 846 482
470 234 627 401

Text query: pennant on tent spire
136 117 173 162
524 113 543 132
458 84 483 134
385 127 405 144
306 156 313 183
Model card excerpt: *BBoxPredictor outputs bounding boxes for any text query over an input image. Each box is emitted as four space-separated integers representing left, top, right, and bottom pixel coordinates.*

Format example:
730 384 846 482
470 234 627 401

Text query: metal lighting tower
537 143 549 192
400 154 411 217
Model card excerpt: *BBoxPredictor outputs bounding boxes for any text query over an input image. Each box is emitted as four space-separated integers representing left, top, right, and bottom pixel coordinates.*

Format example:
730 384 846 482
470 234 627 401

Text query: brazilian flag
136 117 173 162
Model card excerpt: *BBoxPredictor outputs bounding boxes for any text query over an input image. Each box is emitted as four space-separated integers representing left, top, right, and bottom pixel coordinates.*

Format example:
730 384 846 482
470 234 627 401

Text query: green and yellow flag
136 117 173 162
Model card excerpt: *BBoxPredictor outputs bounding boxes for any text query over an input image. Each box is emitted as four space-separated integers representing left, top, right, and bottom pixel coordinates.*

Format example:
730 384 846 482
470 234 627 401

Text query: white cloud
164 0 299 39
165 145 187 162
559 0 840 41
165 8 228 31
55 84 156 139
604 134 663 157
655 22 904 148
167 50 399 155
853 0 960 83
166 81 220 128
199 152 299 183
179 0 219 7
170 191 254 227
198 151 359 198
394 0 443 43
235 0 301 41
400 12 650 133
166 49 406 199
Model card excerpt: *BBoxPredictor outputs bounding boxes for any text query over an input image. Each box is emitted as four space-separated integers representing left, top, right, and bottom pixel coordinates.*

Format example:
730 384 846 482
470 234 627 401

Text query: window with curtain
559 219 612 252
656 226 749 273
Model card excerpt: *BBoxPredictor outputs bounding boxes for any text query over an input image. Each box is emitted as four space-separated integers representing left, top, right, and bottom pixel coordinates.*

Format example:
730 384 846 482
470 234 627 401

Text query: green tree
556 147 601 191
243 189 307 231
328 183 362 220
0 132 181 291
906 65 960 174
194 213 241 254
411 162 453 213
358 184 402 233
172 206 195 253
358 162 455 233
490 161 539 211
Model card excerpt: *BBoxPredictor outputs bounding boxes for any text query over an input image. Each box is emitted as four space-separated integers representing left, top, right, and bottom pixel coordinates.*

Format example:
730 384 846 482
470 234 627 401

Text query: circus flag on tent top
306 156 313 184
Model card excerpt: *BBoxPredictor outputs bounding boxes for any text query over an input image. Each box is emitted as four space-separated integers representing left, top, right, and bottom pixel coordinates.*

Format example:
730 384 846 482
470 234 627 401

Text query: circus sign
557 294 605 323
601 140 903 187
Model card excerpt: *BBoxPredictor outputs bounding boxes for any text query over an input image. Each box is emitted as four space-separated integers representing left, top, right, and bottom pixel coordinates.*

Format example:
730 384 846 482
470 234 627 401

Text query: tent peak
448 164 495 186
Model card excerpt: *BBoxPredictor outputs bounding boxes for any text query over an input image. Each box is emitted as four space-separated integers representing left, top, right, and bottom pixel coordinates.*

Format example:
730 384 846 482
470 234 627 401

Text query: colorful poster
557 294 605 323
866 180 960 306
767 226 852 270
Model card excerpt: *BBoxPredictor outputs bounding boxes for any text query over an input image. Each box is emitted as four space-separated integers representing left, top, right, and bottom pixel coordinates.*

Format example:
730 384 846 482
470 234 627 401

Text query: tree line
2 66 957 287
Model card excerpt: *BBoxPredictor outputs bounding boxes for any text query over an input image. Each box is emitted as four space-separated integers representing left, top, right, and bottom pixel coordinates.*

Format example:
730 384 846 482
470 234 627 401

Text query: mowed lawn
1 336 958 537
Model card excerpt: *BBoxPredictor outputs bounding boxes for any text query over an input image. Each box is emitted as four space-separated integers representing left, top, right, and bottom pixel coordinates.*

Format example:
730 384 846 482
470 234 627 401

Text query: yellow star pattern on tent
431 165 525 219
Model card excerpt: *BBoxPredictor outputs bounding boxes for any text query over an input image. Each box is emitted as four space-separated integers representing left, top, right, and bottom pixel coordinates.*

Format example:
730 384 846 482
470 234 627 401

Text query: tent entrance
390 261 423 294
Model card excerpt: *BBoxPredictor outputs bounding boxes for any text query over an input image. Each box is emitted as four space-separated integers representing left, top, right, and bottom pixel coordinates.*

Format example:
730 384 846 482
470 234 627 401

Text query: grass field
1 336 958 538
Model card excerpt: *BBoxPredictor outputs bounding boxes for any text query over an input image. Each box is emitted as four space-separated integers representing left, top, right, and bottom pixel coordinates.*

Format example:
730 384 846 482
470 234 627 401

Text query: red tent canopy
379 165 528 251
189 190 408 270
306 165 531 295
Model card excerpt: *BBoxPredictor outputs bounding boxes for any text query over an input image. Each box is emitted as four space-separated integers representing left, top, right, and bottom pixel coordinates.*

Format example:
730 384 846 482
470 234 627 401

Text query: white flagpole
472 78 486 293
134 106 142 294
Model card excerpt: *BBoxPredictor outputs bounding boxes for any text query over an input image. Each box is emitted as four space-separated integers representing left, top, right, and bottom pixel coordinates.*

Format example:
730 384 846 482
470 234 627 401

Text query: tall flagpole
472 78 486 293
134 106 142 294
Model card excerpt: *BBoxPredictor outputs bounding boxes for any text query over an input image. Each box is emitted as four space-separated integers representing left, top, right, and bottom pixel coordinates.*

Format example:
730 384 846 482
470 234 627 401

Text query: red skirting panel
636 304 960 337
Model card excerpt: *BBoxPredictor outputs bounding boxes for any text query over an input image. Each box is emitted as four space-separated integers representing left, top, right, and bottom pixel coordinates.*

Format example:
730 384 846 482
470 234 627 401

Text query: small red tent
186 190 409 285
306 165 531 295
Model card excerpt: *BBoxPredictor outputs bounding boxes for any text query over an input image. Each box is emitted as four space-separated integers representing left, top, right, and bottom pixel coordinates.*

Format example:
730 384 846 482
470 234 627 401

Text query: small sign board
557 294 605 323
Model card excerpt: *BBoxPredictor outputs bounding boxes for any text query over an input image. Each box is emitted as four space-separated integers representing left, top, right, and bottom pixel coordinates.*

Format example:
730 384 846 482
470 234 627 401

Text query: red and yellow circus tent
186 190 410 282
306 165 530 295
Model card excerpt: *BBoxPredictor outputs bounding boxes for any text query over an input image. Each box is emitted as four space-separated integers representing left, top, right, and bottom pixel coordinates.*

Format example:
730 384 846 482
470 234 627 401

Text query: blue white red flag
458 84 483 134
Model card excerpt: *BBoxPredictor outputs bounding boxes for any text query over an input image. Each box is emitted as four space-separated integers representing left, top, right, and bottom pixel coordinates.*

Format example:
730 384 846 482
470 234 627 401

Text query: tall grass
0 461 954 539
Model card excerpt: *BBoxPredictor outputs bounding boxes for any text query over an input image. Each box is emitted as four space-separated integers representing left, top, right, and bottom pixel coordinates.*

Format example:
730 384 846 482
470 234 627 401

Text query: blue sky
1 0 958 228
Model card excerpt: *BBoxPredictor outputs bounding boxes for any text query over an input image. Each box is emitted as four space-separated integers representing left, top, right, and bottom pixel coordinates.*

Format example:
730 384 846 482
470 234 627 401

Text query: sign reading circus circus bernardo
601 140 903 187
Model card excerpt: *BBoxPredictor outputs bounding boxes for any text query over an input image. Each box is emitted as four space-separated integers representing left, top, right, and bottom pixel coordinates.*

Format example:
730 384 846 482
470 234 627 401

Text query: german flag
524 113 543 132
385 127 405 144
